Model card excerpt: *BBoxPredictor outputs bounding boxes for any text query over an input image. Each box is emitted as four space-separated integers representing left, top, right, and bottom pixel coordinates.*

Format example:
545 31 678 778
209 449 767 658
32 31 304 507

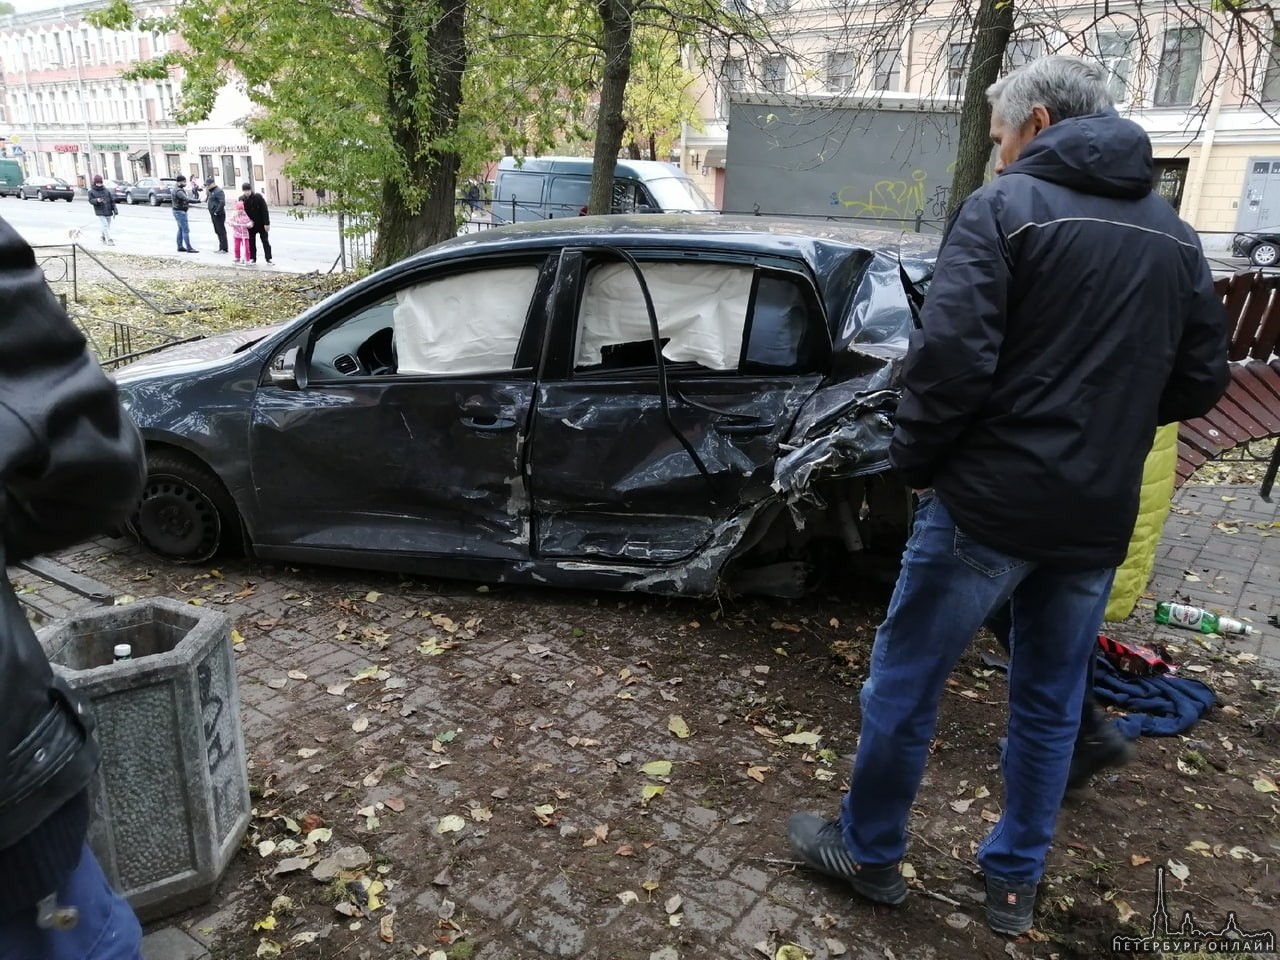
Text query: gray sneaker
785 812 907 905
985 875 1037 935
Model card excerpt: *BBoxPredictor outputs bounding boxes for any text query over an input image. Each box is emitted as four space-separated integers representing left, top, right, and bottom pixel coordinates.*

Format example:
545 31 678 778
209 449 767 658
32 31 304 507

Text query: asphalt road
0 193 349 274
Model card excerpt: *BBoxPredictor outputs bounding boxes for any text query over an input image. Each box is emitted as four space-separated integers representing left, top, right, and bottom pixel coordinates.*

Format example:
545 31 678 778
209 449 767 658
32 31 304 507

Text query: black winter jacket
0 216 145 898
242 191 270 227
206 185 226 218
172 183 191 212
87 184 117 217
890 113 1228 569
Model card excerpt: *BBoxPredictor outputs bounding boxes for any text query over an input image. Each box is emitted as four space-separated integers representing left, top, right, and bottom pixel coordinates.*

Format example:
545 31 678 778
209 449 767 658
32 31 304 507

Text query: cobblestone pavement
12 479 1280 960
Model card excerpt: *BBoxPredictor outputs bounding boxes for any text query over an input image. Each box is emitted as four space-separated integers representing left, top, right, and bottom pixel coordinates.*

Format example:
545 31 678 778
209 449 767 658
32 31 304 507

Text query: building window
947 43 971 96
165 153 181 177
1262 25 1280 101
762 55 787 93
1154 26 1203 106
873 48 902 91
826 50 856 92
719 55 745 116
1098 32 1134 102
1007 38 1041 70
200 154 215 180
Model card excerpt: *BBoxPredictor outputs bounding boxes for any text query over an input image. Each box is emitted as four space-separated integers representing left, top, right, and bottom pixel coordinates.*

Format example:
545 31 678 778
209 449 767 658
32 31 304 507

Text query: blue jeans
840 493 1114 884
173 209 191 250
0 844 142 959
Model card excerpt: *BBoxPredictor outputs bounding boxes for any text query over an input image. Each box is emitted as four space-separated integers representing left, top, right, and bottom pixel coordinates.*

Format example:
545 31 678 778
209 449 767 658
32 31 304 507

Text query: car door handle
461 415 517 432
713 419 773 437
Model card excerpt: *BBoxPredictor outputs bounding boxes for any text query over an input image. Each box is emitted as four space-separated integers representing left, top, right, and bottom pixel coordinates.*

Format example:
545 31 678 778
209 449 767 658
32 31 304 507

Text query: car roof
497 156 687 179
427 213 936 265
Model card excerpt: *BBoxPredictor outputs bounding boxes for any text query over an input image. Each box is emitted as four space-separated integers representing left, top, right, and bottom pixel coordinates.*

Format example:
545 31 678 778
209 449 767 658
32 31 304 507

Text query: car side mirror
268 346 302 388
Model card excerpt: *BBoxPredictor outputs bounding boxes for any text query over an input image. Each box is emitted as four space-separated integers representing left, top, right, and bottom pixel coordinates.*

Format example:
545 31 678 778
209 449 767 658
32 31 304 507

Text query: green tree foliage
623 29 701 161
92 0 469 268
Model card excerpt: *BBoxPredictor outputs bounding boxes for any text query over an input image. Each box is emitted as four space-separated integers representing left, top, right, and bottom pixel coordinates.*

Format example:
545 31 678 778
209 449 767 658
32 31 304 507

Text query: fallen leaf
532 803 557 826
1183 572 1201 582
470 805 493 822
306 828 333 844
615 843 636 857
326 682 350 696
973 785 990 799
944 913 971 930
980 809 1000 823
297 748 320 759
1116 899 1138 923
618 890 640 905
266 678 288 689
641 784 666 805
1185 840 1212 856
1166 859 1190 882
231 628 246 646
380 914 394 943
384 798 406 813
257 840 276 857
256 941 282 959
667 715 691 739
584 823 609 847
746 765 770 783
272 857 310 876
351 717 369 733
253 915 277 931
365 590 382 603
950 798 974 813
1254 776 1278 794
1130 854 1151 867
665 894 683 914
641 760 672 777
774 945 809 960
287 669 308 681
1228 845 1261 862
900 863 917 879
782 731 821 746
290 932 318 946
437 815 465 834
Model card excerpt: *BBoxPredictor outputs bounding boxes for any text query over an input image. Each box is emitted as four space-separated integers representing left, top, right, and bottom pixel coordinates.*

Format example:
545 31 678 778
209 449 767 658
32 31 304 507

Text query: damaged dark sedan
114 216 935 597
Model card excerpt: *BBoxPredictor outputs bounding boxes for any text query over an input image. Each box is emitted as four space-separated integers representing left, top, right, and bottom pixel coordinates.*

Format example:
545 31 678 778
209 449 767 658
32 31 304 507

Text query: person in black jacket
204 177 228 254
171 174 197 253
0 216 146 956
240 182 272 265
787 55 1228 937
87 175 118 245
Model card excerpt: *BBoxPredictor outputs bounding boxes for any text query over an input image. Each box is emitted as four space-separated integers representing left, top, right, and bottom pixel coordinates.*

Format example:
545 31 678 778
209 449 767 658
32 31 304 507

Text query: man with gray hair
787 55 1226 935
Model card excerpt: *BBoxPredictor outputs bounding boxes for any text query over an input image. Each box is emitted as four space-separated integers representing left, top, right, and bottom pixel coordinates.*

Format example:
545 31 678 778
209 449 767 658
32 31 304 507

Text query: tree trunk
947 0 1013 216
626 137 641 160
588 0 633 215
373 0 468 268
648 132 656 161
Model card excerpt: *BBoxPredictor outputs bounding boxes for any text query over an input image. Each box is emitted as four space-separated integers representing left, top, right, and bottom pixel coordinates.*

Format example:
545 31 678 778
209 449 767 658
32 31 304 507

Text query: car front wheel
149 193 159 206
1251 242 1279 268
130 451 242 563
36 190 44 201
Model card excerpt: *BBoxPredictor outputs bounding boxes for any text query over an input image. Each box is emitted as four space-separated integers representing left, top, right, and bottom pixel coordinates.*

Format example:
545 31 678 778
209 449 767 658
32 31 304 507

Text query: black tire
36 190 44 201
149 192 159 206
1251 242 1279 268
65 196 72 202
130 450 242 563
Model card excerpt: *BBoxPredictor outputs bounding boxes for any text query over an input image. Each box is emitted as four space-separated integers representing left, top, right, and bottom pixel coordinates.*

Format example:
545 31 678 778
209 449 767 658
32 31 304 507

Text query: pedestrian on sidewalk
0 215 147 958
87 175 117 245
171 174 197 253
230 200 253 264
204 177 228 254
786 54 1228 938
240 183 272 265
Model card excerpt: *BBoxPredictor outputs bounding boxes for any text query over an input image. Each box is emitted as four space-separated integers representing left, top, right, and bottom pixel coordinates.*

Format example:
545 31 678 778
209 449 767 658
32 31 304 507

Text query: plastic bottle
1154 601 1253 636
112 643 133 662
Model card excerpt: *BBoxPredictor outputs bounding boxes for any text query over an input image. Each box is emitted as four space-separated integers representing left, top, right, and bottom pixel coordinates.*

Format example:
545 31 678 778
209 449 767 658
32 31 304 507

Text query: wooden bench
1176 271 1280 498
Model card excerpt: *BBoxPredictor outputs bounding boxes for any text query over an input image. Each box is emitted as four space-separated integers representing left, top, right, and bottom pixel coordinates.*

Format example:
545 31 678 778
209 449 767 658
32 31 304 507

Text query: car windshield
644 177 715 212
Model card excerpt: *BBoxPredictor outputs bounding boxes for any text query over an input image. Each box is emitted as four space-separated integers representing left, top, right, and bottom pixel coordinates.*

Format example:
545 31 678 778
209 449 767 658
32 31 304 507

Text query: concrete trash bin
38 597 250 921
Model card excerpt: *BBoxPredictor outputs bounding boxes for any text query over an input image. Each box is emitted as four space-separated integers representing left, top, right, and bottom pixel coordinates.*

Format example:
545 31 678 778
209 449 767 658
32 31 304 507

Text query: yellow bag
1104 423 1178 622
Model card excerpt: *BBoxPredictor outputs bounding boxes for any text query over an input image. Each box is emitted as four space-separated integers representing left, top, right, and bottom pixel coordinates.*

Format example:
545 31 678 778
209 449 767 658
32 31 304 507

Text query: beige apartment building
680 0 1280 242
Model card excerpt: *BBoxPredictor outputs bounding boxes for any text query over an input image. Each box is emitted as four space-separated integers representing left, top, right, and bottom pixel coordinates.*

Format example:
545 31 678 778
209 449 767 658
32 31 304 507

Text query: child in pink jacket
230 200 253 264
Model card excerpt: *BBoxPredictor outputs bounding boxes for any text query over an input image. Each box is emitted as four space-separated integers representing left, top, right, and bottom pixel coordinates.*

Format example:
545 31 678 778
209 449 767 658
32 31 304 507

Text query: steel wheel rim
133 474 222 562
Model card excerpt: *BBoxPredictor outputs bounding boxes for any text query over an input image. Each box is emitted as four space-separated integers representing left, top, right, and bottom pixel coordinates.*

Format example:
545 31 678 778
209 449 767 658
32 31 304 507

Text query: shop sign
160 143 186 151
196 145 250 155
92 143 129 151
54 143 80 153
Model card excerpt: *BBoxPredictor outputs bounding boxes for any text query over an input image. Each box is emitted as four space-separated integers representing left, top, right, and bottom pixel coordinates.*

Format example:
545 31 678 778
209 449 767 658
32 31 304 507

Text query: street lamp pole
71 40 94 183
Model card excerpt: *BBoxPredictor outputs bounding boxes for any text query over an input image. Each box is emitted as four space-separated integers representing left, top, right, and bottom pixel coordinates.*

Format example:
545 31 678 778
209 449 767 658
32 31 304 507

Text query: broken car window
575 261 755 372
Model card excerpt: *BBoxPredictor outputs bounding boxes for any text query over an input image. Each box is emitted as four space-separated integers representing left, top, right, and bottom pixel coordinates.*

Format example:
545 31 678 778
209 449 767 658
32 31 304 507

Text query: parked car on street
100 178 132 203
19 176 74 201
1232 228 1280 268
0 158 24 197
125 176 178 205
113 216 936 597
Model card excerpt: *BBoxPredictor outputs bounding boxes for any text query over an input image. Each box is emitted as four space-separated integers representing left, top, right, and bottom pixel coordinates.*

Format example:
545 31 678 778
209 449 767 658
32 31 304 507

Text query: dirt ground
28 533 1279 960
21 259 1280 959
